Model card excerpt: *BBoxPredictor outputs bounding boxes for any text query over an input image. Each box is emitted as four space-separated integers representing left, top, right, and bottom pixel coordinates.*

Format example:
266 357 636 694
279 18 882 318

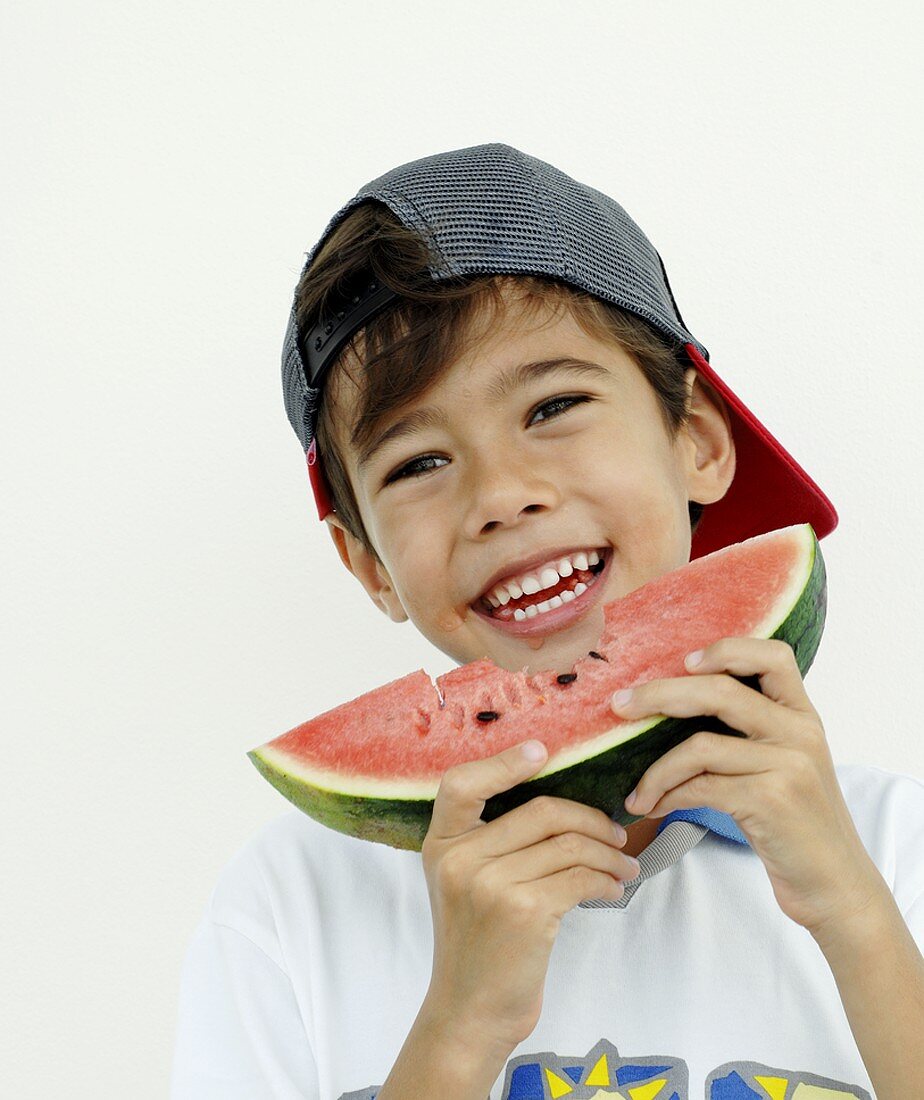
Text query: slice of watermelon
248 523 826 850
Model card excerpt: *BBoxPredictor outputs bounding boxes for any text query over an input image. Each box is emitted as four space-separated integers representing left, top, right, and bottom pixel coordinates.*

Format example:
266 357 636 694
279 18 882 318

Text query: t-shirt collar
657 806 750 845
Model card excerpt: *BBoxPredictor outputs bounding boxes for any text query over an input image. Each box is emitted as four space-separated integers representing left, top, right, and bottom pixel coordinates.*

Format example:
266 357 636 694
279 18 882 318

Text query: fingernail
628 856 641 871
612 689 633 707
521 740 546 761
625 788 638 809
612 822 627 844
685 649 704 669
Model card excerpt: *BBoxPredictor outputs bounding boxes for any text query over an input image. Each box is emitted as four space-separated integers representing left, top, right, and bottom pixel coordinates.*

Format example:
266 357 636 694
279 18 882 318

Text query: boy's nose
461 455 562 538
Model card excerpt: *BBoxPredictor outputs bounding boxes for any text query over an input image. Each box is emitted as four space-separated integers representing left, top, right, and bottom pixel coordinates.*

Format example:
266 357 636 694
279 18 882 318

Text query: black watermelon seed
588 650 608 661
476 710 500 722
556 673 578 684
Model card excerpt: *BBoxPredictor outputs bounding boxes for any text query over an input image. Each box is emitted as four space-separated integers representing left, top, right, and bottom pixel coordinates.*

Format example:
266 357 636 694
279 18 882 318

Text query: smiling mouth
476 549 609 623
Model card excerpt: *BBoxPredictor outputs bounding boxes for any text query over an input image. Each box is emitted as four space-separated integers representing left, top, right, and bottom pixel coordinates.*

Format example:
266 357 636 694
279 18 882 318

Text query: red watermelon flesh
248 523 825 848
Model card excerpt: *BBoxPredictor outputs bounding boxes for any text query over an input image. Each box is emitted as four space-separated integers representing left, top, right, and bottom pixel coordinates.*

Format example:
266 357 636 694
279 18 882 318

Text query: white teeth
539 567 560 590
521 574 541 596
503 572 600 623
482 547 606 607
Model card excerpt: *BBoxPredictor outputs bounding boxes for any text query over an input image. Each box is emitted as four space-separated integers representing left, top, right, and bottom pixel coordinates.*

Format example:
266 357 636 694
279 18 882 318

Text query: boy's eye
385 453 448 484
530 393 589 422
382 393 594 484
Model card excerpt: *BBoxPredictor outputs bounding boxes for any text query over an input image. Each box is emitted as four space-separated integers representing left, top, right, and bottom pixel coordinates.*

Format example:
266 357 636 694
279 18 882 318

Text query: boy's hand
420 743 640 1057
610 637 889 940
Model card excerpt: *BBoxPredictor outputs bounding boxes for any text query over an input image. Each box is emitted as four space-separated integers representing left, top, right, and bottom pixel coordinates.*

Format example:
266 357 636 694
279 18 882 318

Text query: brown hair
295 201 705 561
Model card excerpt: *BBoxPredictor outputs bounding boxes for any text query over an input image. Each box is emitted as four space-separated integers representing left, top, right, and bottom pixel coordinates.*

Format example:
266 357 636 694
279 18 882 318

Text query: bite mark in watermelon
247 523 826 850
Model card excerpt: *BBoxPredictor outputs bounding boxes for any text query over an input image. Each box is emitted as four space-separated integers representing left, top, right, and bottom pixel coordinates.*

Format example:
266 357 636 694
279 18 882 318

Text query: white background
3 1 922 1095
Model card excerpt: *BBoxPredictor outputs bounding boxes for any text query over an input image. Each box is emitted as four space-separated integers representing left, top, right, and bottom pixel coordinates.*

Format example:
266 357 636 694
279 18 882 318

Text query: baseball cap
281 143 837 560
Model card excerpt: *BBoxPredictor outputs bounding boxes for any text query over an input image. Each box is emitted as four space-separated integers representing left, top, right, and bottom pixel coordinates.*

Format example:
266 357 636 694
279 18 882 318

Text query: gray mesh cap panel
282 301 318 451
282 142 708 453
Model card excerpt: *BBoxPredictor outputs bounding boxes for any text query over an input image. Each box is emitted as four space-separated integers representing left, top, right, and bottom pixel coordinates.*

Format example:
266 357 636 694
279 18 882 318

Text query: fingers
535 862 632 911
427 743 640 917
688 637 817 714
497 824 641 889
487 797 641 914
428 740 550 844
612 672 783 739
625 731 784 817
475 788 629 859
457 821 639 922
428 741 635 868
611 638 818 736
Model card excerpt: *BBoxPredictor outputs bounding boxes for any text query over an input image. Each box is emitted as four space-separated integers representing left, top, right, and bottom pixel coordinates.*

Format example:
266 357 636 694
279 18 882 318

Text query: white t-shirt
170 763 924 1099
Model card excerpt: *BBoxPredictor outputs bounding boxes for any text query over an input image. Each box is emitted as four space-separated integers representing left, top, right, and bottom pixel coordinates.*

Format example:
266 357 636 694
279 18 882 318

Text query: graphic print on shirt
705 1060 871 1099
338 1037 872 1099
500 1038 686 1097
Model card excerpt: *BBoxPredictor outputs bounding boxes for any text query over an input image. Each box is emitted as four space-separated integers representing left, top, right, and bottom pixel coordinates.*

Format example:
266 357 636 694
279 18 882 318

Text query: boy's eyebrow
356 405 450 473
356 357 611 472
485 357 612 402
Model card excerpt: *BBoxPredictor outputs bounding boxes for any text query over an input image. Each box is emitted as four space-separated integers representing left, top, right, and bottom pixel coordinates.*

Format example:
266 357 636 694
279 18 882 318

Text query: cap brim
307 438 335 521
684 343 838 559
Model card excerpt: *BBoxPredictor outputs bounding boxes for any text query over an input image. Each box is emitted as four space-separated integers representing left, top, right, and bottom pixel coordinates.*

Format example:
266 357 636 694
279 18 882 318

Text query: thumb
428 740 549 841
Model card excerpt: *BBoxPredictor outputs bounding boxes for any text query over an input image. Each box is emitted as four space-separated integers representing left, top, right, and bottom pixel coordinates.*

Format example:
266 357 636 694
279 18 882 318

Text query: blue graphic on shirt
339 1037 872 1098
705 1060 871 1097
501 1038 684 1097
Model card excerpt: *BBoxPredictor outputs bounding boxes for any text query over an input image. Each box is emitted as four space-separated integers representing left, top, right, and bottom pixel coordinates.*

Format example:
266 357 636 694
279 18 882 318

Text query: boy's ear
679 367 737 507
325 517 409 623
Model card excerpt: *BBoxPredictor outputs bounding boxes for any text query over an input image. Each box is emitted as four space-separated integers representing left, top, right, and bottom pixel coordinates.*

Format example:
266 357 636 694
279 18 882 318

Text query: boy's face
327 288 735 676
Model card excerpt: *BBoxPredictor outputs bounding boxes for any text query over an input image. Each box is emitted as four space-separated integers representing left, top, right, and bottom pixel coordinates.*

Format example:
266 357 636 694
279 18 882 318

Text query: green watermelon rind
248 524 826 851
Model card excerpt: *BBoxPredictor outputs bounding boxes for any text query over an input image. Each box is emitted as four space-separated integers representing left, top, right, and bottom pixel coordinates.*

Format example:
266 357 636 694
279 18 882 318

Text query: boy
171 144 924 1099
